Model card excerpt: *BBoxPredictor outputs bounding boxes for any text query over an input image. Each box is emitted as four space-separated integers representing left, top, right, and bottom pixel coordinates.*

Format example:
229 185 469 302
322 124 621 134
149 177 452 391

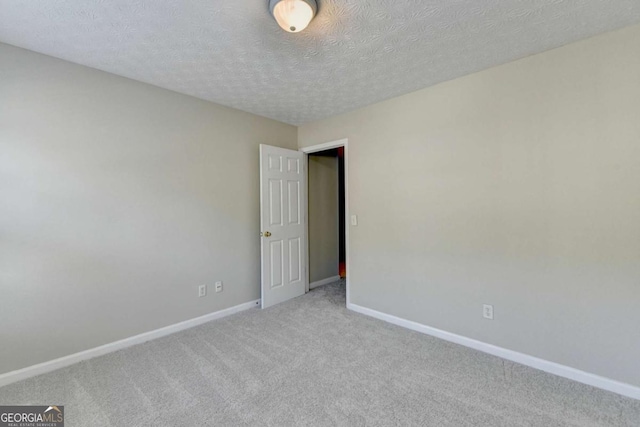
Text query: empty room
1 1 640 425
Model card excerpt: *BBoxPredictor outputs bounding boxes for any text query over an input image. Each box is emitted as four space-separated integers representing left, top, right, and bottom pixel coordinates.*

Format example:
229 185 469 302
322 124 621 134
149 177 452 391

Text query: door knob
263 231 272 237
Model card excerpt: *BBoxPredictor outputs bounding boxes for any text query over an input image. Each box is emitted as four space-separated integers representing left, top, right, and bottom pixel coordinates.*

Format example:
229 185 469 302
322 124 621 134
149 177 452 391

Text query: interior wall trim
347 302 640 400
309 275 341 289
0 299 260 388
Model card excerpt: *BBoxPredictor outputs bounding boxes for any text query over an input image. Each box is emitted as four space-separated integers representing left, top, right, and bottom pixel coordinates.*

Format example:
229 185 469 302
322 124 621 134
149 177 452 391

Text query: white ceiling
1 1 639 125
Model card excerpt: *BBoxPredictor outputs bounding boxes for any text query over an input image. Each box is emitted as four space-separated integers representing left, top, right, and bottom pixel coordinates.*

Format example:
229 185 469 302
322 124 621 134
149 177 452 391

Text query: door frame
300 138 350 306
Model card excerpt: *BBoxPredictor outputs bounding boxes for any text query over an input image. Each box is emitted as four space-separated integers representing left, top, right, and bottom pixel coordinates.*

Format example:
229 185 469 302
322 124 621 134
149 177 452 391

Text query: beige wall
299 25 640 387
308 155 339 283
0 43 297 374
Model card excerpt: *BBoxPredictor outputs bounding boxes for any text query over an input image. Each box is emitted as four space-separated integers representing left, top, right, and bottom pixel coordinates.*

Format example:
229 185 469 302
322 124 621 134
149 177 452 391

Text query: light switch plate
350 215 358 226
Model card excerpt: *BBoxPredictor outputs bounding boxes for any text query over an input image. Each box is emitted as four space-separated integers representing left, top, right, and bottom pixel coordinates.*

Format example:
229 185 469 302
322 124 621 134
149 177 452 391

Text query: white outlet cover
483 304 494 320
198 285 207 297
350 215 358 226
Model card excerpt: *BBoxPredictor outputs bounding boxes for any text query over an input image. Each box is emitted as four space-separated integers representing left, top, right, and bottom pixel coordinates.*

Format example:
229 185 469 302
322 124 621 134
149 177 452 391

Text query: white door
260 144 306 308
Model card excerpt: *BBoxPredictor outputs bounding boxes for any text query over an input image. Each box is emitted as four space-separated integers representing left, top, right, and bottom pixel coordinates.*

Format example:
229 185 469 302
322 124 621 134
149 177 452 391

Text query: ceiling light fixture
269 0 317 33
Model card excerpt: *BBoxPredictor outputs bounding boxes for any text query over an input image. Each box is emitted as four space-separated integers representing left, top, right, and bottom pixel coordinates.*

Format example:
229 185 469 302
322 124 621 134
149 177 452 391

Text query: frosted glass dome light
269 0 317 33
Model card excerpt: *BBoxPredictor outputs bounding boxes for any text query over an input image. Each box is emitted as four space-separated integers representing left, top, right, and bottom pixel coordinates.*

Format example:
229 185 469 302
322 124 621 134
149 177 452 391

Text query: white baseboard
347 302 640 401
310 275 341 289
0 299 261 388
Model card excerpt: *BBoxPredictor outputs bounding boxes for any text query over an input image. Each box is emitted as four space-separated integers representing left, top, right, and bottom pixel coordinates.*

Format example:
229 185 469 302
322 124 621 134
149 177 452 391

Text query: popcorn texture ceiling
1 0 639 125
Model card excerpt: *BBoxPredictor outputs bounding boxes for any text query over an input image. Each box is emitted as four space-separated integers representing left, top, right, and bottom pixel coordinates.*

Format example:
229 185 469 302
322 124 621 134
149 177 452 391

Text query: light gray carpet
1 281 638 426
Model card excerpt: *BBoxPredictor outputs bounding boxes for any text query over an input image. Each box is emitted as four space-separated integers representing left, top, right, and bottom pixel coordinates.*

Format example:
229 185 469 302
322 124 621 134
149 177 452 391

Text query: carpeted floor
1 280 638 426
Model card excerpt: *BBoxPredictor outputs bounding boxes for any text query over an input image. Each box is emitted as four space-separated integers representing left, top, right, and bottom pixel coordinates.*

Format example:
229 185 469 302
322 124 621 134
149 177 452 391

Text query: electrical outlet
215 281 223 293
483 304 494 320
198 285 207 298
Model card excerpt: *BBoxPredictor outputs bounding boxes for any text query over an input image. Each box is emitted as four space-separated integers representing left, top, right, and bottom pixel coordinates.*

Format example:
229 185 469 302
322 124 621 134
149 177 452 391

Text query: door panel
260 145 306 308
288 180 300 224
269 179 283 226
288 237 301 283
287 157 300 173
270 240 284 289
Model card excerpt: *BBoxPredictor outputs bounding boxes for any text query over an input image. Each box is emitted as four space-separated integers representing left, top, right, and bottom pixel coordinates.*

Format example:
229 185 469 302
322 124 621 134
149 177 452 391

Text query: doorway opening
301 139 349 305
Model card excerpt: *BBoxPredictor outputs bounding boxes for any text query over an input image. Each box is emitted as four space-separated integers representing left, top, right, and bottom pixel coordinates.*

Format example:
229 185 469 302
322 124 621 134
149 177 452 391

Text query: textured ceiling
1 1 639 125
